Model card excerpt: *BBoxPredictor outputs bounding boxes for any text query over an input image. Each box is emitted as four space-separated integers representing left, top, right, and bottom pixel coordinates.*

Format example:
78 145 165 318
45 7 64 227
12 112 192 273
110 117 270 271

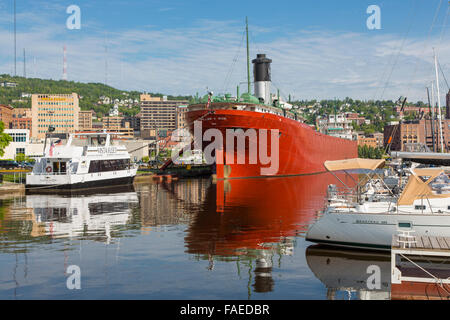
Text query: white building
316 114 355 141
2 129 45 160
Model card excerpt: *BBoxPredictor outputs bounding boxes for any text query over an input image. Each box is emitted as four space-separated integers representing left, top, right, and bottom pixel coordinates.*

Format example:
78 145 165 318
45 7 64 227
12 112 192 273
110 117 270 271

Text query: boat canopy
398 167 449 206
324 158 386 172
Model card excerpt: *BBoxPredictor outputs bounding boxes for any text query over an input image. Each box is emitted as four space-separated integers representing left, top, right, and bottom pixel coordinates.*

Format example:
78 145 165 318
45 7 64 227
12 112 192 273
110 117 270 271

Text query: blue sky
0 0 449 102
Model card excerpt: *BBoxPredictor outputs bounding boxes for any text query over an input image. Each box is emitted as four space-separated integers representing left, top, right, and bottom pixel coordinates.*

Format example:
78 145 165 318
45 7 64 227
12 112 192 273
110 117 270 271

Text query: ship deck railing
327 188 398 213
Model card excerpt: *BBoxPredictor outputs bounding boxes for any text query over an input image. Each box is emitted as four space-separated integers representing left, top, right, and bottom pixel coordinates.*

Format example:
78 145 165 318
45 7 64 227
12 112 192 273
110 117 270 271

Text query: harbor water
0 174 391 300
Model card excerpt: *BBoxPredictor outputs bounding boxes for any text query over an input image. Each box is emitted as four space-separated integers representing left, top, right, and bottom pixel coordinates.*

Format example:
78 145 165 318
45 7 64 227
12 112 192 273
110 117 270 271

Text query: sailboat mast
434 50 444 152
427 86 436 152
246 17 251 94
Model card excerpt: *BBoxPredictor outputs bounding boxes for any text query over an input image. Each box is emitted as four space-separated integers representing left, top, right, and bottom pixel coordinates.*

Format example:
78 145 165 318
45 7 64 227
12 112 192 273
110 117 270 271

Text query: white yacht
26 132 138 190
306 158 450 250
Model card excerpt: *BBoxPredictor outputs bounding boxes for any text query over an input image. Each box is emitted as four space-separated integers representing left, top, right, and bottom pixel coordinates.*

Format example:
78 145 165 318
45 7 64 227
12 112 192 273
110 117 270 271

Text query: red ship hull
186 108 357 179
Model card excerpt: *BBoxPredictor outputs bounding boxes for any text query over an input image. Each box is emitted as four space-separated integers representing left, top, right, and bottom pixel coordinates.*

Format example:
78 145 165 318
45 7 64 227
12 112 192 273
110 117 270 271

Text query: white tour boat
26 132 138 190
306 158 450 250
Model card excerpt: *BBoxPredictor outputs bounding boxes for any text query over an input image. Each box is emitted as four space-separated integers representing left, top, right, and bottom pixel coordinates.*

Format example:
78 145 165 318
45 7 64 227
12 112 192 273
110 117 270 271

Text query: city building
102 116 123 131
140 94 188 136
345 112 366 126
102 116 134 139
0 81 18 88
357 136 378 148
12 108 33 135
91 121 103 131
31 93 80 140
393 105 432 118
316 113 355 140
78 110 94 131
384 119 450 152
176 105 189 130
122 115 141 136
2 129 44 160
0 104 13 129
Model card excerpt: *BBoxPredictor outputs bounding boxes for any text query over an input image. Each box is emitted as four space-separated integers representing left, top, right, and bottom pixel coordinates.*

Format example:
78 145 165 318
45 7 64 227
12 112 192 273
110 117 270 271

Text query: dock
391 234 450 300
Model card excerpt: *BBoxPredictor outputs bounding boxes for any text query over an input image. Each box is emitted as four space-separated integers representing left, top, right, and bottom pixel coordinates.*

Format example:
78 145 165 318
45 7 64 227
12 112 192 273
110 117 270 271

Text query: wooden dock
391 234 450 300
392 235 450 253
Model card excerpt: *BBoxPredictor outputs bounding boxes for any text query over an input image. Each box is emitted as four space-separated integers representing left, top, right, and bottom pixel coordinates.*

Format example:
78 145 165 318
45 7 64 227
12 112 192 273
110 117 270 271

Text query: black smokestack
252 54 272 82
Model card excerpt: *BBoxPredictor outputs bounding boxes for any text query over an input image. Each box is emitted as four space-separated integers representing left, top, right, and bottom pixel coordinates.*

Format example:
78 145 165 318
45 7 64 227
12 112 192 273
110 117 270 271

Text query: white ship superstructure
26 132 137 190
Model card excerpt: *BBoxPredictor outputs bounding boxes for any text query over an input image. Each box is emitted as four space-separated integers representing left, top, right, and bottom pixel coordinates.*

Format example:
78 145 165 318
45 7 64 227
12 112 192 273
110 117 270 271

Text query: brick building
0 104 13 129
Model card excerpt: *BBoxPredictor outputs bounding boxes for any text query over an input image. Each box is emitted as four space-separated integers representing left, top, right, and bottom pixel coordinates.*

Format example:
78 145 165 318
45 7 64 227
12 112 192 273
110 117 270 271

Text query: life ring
46 166 52 173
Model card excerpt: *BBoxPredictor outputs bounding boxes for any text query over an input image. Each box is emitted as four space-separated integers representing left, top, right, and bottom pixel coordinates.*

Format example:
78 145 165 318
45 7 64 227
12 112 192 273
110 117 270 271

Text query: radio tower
13 0 16 76
62 45 67 81
23 48 26 78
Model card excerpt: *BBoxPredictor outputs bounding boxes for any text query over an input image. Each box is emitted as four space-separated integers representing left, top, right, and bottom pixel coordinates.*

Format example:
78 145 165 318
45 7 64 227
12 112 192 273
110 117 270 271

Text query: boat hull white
306 212 450 251
26 168 137 190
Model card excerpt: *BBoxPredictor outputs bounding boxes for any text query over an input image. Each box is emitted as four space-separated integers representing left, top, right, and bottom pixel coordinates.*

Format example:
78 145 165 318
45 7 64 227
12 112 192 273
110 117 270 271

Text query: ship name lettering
355 220 387 225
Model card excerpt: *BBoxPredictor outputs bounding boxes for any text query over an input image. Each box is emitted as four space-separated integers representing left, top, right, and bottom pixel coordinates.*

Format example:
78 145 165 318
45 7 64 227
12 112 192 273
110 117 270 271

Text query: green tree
0 122 12 157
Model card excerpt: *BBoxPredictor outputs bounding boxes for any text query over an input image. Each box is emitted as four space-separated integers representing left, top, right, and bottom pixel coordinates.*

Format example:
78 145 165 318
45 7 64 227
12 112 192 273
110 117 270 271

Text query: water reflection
0 174 357 299
135 179 210 229
0 186 138 244
305 245 391 300
185 173 341 295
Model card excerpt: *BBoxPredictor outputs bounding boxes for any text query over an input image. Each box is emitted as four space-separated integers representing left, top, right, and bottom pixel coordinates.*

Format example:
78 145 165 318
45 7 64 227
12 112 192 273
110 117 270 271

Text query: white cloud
0 9 448 103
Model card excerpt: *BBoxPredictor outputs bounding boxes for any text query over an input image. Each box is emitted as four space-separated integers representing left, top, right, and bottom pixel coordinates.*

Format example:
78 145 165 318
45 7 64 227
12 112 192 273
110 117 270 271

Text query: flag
49 141 54 156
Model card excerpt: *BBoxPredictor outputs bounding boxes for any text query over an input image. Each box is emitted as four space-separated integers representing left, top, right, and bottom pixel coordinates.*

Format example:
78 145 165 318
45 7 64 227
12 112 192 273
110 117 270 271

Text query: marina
1 0 450 307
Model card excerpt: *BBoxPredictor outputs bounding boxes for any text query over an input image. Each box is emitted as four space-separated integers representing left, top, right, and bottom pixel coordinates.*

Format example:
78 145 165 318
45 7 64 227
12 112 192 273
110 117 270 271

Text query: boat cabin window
52 161 67 174
414 205 426 210
398 222 412 229
88 159 130 173
89 136 107 146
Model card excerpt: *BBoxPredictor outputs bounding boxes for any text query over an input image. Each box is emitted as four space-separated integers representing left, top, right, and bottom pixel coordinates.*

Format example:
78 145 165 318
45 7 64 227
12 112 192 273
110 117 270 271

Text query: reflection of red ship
186 53 357 180
185 173 348 257
184 173 353 294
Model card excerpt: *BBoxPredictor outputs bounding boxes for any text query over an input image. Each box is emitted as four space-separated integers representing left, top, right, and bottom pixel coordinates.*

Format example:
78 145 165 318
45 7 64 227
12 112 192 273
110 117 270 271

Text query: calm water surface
0 174 391 299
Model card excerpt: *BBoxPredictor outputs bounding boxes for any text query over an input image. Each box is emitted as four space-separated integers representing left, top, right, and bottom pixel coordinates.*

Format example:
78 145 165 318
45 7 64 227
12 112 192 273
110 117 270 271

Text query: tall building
78 110 94 131
31 93 80 140
0 104 13 129
176 105 189 130
140 94 188 137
